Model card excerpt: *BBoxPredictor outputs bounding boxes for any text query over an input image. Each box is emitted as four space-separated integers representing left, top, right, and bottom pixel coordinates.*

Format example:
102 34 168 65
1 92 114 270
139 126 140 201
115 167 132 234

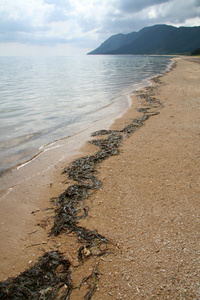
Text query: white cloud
148 7 158 19
185 17 200 26
0 0 199 55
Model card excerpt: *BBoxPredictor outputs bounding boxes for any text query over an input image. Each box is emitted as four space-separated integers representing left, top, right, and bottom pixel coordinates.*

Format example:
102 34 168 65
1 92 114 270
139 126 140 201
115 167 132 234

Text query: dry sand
0 56 199 299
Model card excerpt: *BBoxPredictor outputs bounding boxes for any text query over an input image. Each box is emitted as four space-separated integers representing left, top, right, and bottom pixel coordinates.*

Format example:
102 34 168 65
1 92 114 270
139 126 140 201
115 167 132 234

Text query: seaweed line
0 80 163 299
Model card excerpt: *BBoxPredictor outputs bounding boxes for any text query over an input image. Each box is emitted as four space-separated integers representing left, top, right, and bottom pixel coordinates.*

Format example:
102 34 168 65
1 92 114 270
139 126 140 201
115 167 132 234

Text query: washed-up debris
51 89 162 243
91 129 118 137
137 90 163 106
120 117 144 136
0 80 163 300
89 133 123 155
75 227 108 244
136 107 160 118
80 264 101 300
79 245 91 259
78 242 110 262
0 251 72 300
51 133 123 242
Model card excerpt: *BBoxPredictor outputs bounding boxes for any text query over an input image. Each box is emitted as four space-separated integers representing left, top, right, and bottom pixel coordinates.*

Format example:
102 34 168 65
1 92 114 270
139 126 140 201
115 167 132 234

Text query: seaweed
91 129 118 137
79 264 101 300
51 133 123 242
137 91 162 106
0 79 163 300
119 118 144 136
0 251 72 300
50 96 162 243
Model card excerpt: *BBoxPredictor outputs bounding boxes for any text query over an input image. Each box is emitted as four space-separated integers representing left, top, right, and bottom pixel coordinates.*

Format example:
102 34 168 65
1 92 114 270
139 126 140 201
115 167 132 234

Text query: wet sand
0 57 200 299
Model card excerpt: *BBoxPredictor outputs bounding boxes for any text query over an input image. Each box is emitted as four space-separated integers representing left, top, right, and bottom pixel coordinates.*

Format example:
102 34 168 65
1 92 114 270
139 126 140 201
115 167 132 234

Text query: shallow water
0 55 172 173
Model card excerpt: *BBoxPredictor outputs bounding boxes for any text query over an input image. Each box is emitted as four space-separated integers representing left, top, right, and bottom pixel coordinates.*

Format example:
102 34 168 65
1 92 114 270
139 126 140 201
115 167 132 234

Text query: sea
0 55 173 174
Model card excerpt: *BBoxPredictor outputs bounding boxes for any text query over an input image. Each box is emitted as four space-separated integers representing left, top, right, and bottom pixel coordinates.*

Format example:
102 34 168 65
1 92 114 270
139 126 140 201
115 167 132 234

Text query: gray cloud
116 0 170 13
0 15 35 36
0 0 199 52
195 0 200 6
101 0 200 35
158 0 200 24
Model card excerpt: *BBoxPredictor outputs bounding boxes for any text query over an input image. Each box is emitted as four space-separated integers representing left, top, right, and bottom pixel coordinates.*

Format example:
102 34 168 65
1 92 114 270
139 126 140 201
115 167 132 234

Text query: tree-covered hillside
88 25 200 55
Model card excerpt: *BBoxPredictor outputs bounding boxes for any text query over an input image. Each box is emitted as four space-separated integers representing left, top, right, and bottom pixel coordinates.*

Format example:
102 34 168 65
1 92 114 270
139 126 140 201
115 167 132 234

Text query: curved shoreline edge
0 60 173 296
1 57 200 299
0 56 173 177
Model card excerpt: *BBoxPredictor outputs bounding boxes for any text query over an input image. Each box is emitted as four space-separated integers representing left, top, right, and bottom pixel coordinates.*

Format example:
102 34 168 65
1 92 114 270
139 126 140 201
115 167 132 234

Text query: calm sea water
0 55 172 173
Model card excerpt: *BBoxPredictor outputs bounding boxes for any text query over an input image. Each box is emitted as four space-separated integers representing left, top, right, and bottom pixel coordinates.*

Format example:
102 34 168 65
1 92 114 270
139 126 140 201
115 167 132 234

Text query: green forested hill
88 25 200 55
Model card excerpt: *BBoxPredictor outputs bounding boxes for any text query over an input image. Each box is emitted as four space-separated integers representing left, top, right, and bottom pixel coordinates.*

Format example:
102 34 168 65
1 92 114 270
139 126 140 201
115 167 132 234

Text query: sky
0 0 200 56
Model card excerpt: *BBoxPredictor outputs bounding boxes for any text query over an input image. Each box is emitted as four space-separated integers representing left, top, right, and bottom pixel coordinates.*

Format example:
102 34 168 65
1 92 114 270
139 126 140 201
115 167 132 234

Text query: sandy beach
0 56 200 299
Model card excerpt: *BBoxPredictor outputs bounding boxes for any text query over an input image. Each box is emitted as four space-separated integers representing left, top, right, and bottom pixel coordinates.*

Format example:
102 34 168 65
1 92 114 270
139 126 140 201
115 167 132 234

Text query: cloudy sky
0 0 200 56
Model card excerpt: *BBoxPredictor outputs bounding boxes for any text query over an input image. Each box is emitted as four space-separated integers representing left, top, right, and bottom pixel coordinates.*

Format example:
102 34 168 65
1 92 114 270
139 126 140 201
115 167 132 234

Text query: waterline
0 55 173 173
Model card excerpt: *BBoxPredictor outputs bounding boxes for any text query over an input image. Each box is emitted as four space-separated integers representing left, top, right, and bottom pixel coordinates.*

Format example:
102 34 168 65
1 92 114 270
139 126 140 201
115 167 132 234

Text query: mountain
88 32 138 54
88 25 200 55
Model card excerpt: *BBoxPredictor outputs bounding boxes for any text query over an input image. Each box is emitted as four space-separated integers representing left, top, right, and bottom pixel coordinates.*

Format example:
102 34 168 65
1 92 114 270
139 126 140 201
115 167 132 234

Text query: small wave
0 55 173 173
16 151 44 170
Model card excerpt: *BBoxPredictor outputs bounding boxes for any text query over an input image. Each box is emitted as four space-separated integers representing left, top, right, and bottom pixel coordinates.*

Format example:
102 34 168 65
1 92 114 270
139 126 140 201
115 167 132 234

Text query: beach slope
77 57 200 299
0 57 200 299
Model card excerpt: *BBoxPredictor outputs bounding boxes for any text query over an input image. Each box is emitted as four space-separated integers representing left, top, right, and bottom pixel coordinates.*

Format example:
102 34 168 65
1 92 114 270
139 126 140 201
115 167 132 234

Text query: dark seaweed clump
0 251 72 300
50 105 161 242
51 132 123 244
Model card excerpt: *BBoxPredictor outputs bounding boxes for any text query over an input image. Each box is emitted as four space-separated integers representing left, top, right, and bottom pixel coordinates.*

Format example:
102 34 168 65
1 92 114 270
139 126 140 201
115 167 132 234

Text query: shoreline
0 56 173 176
0 56 200 299
0 60 171 279
0 59 173 198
